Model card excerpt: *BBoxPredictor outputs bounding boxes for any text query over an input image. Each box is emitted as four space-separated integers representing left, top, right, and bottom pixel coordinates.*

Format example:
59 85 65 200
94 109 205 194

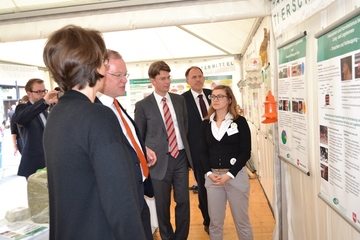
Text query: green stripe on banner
278 37 306 64
317 15 360 62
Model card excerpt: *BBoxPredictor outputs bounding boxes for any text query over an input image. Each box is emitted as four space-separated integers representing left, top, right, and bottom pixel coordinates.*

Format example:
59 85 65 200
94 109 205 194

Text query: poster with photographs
317 14 360 229
277 36 309 174
128 75 232 117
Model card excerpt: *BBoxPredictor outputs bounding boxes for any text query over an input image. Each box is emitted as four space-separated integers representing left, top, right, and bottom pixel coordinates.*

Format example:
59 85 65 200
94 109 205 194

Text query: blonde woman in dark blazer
200 85 253 240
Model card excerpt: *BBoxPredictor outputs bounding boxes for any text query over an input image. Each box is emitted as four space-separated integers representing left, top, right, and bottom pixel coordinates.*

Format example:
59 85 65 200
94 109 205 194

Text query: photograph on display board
278 100 283 110
298 101 305 114
340 55 353 81
320 163 328 182
278 67 288 79
292 101 298 113
320 125 328 145
320 146 328 163
282 99 289 111
355 52 360 79
291 64 302 77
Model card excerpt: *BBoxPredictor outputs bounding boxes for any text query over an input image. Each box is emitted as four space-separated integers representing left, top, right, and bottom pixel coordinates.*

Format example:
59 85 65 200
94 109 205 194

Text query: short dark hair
148 61 171 79
185 66 203 78
25 78 44 92
43 25 106 91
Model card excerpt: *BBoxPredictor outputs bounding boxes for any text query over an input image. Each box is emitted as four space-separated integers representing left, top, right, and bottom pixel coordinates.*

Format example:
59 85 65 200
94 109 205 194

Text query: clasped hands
209 173 231 185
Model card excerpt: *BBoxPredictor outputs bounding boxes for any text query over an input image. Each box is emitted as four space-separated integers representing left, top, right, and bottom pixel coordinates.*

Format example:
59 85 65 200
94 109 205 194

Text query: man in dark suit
182 66 211 234
12 78 58 179
97 49 156 240
135 61 193 240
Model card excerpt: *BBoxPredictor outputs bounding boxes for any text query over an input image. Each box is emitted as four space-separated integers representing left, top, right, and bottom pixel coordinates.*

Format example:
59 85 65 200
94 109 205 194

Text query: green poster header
317 14 360 62
130 78 150 85
278 37 306 64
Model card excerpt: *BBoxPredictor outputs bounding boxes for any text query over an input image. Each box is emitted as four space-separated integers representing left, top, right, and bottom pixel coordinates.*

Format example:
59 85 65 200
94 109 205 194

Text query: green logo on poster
281 130 287 144
333 198 339 205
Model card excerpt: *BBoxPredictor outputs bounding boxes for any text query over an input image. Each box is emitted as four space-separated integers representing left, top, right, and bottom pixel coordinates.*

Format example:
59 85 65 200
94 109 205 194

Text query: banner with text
317 14 360 230
271 0 335 37
278 36 309 174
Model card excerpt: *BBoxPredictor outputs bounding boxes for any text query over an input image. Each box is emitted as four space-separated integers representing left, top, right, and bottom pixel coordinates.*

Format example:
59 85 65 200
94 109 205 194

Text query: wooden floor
153 173 275 239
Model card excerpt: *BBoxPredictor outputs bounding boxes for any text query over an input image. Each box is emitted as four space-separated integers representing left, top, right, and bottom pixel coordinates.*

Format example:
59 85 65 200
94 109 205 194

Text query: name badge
227 127 238 136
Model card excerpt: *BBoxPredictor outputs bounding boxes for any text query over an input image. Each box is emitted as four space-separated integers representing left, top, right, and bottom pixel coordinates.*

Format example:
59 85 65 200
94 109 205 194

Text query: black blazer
182 89 211 166
44 90 145 239
200 115 251 177
12 99 48 178
95 97 154 198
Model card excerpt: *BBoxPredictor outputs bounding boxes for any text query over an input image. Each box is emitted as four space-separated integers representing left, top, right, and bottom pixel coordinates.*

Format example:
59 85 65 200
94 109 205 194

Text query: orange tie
113 99 149 178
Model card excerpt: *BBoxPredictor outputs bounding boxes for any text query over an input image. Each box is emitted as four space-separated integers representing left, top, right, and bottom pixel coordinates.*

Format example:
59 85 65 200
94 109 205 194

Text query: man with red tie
134 61 193 240
97 50 156 240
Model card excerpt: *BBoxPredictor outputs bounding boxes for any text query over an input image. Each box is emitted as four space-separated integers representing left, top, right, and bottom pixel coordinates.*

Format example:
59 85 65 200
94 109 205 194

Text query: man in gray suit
135 61 193 240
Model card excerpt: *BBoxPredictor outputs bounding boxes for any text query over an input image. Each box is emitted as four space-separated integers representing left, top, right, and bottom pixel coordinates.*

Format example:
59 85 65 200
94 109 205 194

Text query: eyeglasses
156 76 172 81
30 89 48 95
208 94 228 100
103 57 109 66
107 72 130 79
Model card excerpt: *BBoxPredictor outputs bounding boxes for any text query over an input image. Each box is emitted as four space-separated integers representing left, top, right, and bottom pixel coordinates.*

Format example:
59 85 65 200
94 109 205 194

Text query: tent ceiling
0 0 270 67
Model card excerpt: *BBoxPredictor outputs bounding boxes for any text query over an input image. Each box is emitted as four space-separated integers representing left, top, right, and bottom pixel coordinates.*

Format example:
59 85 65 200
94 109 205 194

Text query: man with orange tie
97 49 156 240
134 61 193 240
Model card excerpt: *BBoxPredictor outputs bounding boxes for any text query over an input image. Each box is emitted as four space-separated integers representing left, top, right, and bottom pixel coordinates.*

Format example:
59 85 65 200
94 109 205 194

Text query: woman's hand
209 173 231 185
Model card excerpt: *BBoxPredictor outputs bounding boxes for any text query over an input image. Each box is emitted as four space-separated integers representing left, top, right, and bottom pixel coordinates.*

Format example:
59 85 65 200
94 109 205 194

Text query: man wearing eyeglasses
134 61 193 240
181 66 211 235
12 78 58 179
96 49 156 240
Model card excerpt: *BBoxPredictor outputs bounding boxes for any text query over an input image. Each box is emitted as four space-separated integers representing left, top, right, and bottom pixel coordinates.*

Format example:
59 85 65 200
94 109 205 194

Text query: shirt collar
209 112 233 123
190 89 204 99
153 92 170 104
96 92 114 108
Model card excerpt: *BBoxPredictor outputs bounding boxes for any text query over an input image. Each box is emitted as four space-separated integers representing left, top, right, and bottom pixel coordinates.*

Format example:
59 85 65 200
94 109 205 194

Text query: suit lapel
149 93 166 132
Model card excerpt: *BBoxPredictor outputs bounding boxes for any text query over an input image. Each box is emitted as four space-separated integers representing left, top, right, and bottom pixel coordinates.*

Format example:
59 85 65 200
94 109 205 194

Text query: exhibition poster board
316 13 360 231
277 36 309 175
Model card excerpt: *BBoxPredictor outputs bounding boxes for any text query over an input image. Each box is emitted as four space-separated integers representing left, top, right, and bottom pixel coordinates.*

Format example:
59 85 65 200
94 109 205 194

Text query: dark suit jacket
182 89 211 166
96 97 154 198
12 99 48 178
134 92 193 180
44 90 146 240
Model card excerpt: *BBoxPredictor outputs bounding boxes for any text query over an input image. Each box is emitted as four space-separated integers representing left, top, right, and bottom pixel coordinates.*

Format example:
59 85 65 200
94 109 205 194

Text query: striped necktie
162 97 179 158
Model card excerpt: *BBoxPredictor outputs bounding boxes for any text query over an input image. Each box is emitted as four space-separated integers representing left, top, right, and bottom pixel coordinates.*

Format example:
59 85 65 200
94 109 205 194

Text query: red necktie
113 99 149 178
162 97 179 158
198 94 208 118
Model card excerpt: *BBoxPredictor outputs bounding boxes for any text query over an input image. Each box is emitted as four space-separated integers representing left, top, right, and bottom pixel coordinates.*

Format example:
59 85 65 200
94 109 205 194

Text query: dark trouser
17 138 24 154
192 163 210 227
141 198 153 240
152 150 190 240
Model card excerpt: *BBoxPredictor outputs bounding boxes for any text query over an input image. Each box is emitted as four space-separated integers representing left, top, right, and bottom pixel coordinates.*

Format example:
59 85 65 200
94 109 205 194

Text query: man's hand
146 146 157 166
44 90 59 105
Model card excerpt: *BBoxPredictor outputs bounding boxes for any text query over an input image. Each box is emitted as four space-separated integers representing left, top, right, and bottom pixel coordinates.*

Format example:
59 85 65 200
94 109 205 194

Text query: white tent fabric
0 0 271 67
